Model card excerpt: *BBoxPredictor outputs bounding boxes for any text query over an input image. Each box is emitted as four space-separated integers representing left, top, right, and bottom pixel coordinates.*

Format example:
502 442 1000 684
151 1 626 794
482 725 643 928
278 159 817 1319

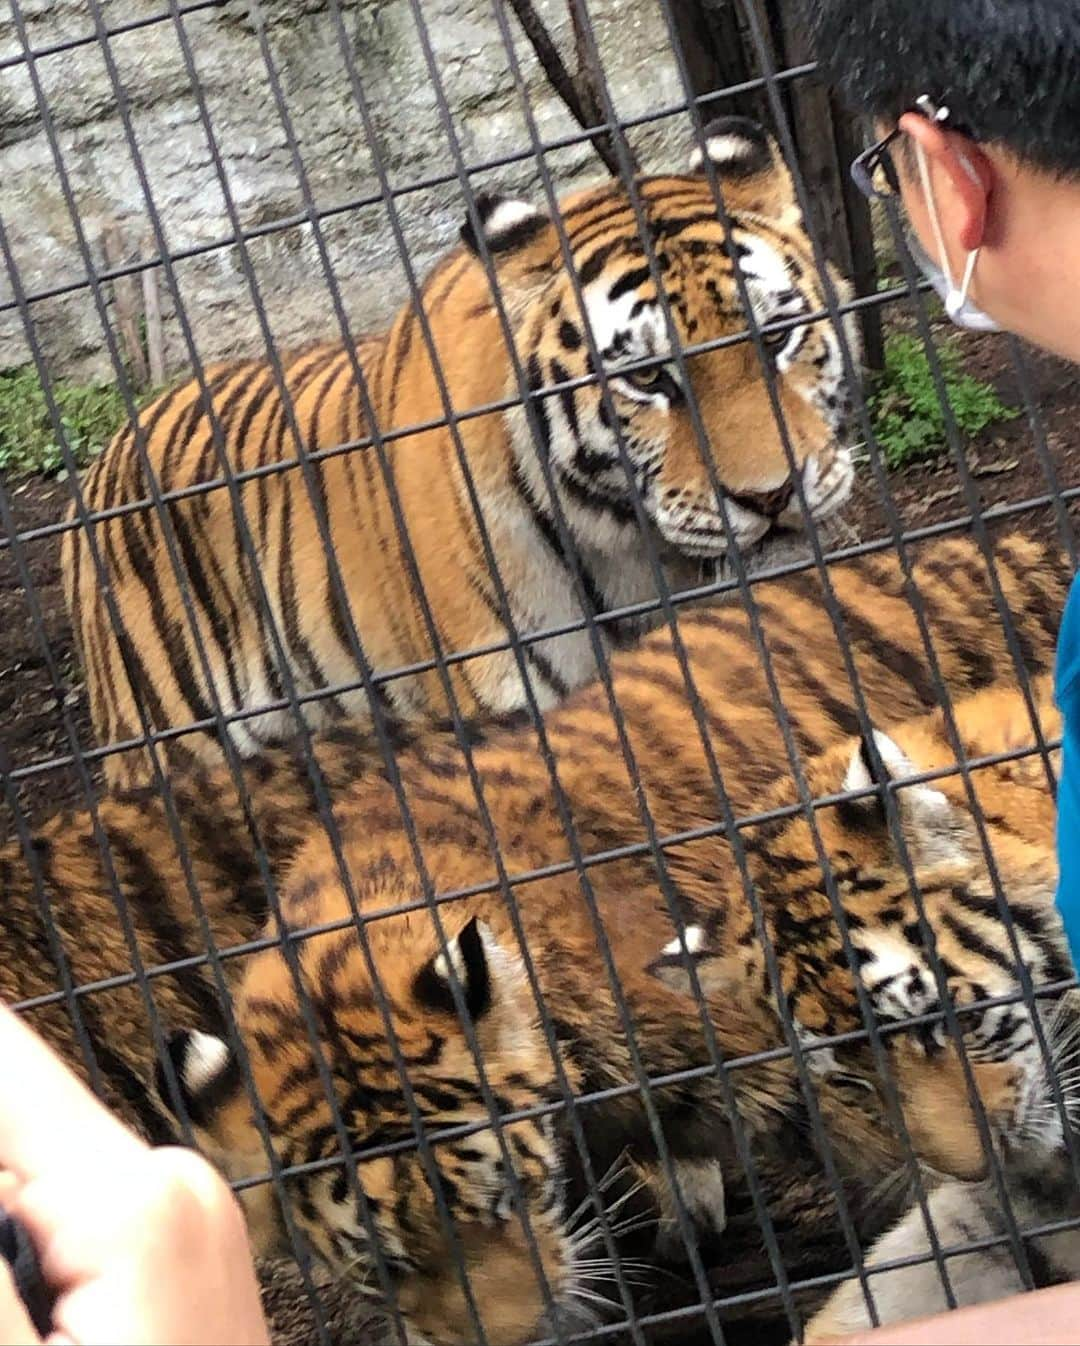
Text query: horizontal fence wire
7 733 1067 1009
1 1 1078 1344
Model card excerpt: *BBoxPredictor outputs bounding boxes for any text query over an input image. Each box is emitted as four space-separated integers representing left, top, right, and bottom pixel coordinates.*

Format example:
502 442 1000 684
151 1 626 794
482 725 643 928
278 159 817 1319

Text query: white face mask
910 132 1002 333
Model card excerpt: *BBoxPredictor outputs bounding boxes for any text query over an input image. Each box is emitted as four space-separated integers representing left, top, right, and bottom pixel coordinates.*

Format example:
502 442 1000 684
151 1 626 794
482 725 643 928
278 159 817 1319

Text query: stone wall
0 0 690 384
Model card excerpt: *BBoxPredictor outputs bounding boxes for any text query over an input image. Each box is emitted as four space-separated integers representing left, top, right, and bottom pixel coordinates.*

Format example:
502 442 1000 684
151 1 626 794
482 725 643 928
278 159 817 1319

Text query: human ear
899 113 992 252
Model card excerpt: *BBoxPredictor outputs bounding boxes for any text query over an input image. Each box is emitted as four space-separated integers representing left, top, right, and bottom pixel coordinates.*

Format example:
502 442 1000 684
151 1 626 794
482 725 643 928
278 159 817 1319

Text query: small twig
568 0 640 174
569 2 603 128
505 0 623 176
101 223 149 389
141 236 166 389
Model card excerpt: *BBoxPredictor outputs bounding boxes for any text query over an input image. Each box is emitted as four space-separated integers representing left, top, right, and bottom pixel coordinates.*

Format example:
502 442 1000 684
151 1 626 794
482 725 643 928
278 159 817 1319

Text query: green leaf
868 332 1019 470
0 370 128 478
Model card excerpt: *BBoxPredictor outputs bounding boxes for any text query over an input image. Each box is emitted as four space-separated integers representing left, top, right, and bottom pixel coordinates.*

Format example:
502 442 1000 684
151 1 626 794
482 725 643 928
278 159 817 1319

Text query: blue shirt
1056 571 1080 971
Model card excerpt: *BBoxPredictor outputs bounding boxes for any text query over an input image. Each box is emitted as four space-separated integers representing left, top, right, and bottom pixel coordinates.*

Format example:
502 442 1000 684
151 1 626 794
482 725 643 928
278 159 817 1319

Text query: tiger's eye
625 365 663 389
761 325 789 352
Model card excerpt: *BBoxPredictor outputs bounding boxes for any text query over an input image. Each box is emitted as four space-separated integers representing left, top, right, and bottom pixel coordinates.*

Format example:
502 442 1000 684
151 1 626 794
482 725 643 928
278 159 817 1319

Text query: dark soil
848 335 1080 548
1 334 1078 844
0 476 94 842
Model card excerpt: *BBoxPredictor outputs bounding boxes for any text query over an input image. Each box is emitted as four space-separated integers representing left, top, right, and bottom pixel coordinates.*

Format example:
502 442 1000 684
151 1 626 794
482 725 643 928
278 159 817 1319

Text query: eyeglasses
851 96 955 201
850 124 904 200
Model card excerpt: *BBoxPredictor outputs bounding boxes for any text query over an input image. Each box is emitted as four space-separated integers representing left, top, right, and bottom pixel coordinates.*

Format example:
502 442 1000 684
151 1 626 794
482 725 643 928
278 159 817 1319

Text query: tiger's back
379 529 1066 875
65 117 860 787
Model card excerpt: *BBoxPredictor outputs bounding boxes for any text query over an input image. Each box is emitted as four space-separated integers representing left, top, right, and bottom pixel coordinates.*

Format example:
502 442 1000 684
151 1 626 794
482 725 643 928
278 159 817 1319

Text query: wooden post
830 101 885 371
667 0 768 123
102 224 149 389
758 0 884 370
141 244 166 389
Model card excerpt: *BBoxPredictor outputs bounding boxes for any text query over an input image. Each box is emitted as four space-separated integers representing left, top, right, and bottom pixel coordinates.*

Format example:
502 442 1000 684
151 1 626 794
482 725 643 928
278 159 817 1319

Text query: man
805 0 1080 962
802 2 1080 1341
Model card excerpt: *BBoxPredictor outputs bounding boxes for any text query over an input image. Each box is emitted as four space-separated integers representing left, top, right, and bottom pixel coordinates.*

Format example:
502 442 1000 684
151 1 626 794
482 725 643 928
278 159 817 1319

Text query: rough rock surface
1 0 686 382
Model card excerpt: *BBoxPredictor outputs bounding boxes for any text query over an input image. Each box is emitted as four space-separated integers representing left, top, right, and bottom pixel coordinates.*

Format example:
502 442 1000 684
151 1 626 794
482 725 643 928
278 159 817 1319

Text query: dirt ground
1 333 1078 844
849 335 1080 547
0 473 95 838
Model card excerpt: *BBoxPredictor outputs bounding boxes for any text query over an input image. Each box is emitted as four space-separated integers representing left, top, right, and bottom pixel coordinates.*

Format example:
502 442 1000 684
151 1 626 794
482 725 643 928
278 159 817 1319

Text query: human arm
0 1004 269 1346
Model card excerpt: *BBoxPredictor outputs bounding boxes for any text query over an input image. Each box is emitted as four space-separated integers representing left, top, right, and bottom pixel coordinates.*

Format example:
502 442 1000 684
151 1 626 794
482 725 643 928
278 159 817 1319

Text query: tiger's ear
842 730 968 866
155 1028 240 1128
413 916 494 1022
156 1029 284 1257
688 116 798 220
461 192 558 294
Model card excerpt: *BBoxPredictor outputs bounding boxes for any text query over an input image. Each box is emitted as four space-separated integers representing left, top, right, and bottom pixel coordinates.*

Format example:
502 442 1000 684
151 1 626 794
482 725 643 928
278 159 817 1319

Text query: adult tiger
64 116 858 787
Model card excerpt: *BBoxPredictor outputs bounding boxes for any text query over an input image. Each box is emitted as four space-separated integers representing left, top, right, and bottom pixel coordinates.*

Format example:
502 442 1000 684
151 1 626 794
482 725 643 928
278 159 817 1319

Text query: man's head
806 0 1080 360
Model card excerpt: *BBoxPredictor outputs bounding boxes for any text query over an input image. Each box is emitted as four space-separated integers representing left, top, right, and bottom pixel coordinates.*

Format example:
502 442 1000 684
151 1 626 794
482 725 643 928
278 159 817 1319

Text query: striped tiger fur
643 673 1073 1343
16 532 1062 1131
64 115 858 788
160 617 1073 1346
4 531 1066 1346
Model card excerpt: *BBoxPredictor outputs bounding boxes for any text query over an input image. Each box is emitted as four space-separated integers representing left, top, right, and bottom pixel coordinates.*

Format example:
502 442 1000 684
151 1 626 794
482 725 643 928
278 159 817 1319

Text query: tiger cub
65 115 859 787
799 701 1078 1340
2 532 1066 1345
148 643 1066 1338
155 668 1072 1346
797 691 1080 1345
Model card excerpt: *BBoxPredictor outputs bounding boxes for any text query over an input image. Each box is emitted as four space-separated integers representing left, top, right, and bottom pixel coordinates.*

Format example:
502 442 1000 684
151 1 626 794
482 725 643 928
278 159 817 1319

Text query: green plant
0 368 128 477
868 332 1019 469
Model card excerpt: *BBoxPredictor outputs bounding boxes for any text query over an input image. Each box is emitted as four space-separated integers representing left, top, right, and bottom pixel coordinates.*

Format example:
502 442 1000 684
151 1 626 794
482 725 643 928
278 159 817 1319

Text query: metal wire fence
1 2 1078 1344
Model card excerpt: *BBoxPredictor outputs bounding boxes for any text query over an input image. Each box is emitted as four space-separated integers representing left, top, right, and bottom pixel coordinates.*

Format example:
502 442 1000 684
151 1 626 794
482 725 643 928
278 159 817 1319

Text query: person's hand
0 1005 269 1346
812 1281 1080 1346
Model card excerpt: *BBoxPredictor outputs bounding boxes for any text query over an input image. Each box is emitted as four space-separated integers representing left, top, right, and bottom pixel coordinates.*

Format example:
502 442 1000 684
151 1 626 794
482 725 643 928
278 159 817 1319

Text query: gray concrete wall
0 0 689 383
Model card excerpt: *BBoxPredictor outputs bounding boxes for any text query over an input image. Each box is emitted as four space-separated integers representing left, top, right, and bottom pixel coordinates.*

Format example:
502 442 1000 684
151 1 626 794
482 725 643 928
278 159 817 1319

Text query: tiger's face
159 913 580 1346
467 117 858 565
746 720 1071 1184
646 682 1070 1188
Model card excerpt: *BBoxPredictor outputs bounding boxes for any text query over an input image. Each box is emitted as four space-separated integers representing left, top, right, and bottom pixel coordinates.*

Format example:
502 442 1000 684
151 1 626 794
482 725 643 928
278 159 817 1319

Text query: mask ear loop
913 133 959 291
947 248 981 319
912 95 981 318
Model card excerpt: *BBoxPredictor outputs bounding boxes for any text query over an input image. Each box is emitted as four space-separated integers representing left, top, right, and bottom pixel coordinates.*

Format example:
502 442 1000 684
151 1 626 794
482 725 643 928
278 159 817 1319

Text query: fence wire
1 2 1078 1345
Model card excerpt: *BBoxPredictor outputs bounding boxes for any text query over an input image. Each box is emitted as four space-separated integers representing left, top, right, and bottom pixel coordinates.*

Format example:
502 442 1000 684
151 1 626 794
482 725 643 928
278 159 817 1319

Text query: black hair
805 0 1080 176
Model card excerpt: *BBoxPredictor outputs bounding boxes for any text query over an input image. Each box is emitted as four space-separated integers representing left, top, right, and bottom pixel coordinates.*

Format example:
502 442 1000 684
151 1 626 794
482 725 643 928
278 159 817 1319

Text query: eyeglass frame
850 124 905 200
850 96 953 201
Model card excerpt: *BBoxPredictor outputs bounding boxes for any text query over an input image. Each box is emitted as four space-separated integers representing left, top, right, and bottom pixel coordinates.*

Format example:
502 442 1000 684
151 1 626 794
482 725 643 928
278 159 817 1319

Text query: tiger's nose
727 477 795 519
